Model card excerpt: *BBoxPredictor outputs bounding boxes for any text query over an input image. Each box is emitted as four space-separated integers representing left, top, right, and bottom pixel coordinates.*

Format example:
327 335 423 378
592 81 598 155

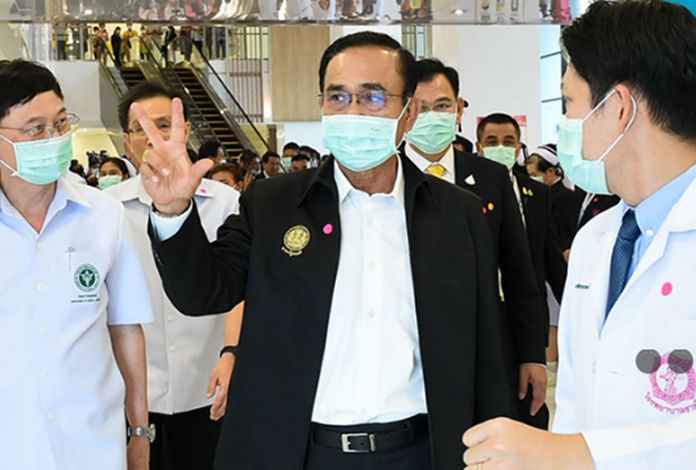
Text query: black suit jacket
453 150 545 365
513 174 567 336
149 154 512 470
548 180 580 252
574 190 620 232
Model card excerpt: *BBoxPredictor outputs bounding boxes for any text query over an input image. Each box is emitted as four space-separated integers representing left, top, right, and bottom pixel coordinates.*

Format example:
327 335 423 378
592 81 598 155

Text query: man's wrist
127 424 156 443
153 200 191 217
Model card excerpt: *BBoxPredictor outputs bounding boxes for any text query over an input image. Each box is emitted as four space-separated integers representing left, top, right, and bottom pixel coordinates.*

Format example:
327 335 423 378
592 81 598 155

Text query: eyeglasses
0 113 79 140
127 120 172 138
419 101 457 113
320 90 405 112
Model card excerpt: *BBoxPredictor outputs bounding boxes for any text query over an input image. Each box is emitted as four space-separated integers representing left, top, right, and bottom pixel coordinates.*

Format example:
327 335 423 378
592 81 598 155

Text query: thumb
191 158 214 182
207 374 218 398
519 372 529 400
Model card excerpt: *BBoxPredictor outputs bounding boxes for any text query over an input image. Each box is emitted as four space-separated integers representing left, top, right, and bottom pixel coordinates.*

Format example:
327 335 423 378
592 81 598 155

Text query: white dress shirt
405 143 456 184
151 158 428 425
0 177 153 470
310 159 428 424
107 176 240 414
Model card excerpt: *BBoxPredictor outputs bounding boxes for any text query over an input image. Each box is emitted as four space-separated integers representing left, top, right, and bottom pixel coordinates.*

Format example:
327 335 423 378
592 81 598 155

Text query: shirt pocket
61 249 110 308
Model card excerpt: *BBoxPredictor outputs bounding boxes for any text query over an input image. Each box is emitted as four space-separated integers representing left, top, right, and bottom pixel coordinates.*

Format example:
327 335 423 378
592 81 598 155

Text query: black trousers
150 406 221 470
516 392 550 430
304 418 432 470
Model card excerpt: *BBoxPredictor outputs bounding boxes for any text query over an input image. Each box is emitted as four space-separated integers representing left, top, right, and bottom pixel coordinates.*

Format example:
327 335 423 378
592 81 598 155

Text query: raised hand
131 98 213 215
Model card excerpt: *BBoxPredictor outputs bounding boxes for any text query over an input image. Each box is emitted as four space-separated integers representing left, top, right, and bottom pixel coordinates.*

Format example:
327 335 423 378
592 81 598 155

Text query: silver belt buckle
340 433 377 453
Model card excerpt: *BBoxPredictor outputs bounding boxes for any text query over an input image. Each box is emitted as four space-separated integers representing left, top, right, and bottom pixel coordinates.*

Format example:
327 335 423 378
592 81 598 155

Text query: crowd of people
1 1 696 469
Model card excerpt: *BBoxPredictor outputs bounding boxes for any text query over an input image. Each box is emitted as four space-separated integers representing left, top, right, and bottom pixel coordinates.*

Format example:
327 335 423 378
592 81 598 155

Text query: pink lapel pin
661 282 673 297
199 188 207 194
323 224 334 235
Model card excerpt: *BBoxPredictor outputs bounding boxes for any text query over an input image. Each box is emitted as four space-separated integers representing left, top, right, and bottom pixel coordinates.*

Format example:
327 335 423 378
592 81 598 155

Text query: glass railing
149 34 270 156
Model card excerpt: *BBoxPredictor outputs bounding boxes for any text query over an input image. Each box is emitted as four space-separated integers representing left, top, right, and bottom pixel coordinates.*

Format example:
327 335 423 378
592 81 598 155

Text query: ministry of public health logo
74 264 100 292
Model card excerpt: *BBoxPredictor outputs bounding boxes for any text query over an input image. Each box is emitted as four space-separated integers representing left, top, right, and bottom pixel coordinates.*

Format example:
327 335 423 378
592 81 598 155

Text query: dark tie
606 210 641 317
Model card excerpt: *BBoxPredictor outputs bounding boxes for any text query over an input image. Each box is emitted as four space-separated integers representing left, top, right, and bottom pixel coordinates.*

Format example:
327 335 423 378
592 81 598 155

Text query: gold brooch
282 225 311 257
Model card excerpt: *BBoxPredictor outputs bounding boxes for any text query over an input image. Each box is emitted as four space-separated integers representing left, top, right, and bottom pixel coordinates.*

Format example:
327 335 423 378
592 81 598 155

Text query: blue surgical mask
406 112 457 154
483 145 517 170
0 131 73 185
557 90 637 195
321 101 410 172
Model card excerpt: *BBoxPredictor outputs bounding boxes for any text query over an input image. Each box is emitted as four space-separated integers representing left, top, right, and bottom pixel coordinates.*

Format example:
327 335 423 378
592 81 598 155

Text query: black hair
283 141 300 151
262 151 280 164
99 157 130 177
318 31 416 101
562 0 696 141
476 113 521 142
239 149 259 165
198 138 223 158
291 153 310 162
209 162 243 183
117 81 190 132
0 60 64 123
414 58 459 96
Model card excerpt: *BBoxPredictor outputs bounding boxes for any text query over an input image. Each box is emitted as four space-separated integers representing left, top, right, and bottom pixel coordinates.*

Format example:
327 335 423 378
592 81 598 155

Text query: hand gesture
207 352 235 421
131 98 213 215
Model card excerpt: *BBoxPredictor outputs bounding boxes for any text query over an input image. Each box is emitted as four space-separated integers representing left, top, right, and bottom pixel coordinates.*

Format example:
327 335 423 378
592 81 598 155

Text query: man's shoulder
455 151 509 182
196 178 240 207
423 172 483 209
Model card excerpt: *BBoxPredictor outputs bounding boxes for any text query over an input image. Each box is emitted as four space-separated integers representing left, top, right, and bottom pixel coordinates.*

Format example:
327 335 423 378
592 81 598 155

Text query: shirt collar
333 156 405 208
116 174 217 206
630 163 696 236
404 143 454 177
0 175 91 215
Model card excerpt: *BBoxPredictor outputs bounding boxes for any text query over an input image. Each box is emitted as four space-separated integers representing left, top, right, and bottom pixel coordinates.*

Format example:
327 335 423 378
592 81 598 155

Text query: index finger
462 418 500 447
169 97 186 144
130 102 167 148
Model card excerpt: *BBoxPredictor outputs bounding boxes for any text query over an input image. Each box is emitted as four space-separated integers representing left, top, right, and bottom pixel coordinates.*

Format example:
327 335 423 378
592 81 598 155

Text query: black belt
312 414 428 454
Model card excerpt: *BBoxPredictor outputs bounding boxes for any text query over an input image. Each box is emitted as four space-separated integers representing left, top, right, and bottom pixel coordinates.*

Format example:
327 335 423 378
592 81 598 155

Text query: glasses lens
326 91 350 111
361 90 386 111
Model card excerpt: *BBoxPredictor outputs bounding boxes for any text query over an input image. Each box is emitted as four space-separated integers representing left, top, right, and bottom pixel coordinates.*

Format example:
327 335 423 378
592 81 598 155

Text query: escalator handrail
164 35 270 152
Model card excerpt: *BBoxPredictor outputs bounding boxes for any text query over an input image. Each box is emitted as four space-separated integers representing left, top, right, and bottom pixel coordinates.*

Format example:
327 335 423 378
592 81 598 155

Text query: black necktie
606 210 641 317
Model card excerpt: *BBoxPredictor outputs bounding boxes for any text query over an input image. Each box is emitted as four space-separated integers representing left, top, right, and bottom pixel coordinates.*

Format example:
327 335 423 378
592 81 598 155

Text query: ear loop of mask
396 97 412 145
0 134 19 177
585 90 639 163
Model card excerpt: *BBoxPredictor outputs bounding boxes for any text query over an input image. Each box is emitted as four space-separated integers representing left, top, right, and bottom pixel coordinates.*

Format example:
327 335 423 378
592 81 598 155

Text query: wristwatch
220 344 239 357
127 424 156 443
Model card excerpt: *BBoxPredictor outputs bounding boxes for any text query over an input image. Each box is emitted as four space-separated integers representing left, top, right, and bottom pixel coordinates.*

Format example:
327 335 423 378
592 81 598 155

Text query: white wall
432 25 543 149
42 61 104 127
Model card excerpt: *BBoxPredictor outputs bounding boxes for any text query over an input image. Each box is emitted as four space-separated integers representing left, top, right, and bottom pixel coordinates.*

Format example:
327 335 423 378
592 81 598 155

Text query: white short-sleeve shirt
106 175 240 414
0 177 153 470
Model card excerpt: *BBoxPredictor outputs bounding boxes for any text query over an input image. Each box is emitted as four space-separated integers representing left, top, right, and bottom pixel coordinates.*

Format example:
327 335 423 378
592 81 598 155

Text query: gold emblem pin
282 225 311 257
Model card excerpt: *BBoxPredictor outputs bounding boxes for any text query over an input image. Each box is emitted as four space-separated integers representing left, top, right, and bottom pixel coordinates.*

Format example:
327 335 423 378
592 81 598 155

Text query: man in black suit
476 114 568 364
134 32 512 470
404 59 548 430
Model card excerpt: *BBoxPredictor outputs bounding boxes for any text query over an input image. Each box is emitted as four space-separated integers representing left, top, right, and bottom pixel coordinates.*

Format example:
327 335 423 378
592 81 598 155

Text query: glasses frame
0 112 80 140
319 90 406 112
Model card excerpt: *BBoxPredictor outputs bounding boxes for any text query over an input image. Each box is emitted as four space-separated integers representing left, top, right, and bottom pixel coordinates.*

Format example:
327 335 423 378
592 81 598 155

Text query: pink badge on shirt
661 282 673 297
323 224 333 235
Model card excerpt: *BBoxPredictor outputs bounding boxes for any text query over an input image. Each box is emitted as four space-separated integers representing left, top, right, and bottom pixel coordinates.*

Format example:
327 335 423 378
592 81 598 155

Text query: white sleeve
582 415 696 468
105 206 154 325
149 202 193 241
551 258 577 433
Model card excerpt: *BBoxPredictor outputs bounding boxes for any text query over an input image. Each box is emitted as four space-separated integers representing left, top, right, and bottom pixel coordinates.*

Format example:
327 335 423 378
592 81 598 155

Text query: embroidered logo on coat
282 225 310 257
74 264 100 292
637 349 696 415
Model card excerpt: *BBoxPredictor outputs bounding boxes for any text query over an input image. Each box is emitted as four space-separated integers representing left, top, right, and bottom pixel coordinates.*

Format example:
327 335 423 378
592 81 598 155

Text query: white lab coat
553 176 696 469
106 176 239 414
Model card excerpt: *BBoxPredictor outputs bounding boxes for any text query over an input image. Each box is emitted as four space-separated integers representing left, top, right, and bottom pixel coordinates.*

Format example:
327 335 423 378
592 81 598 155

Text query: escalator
171 66 243 155
120 65 146 89
141 35 269 158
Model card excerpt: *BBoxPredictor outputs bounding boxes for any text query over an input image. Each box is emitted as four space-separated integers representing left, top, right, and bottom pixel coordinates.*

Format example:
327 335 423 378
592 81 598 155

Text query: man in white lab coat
462 1 696 469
